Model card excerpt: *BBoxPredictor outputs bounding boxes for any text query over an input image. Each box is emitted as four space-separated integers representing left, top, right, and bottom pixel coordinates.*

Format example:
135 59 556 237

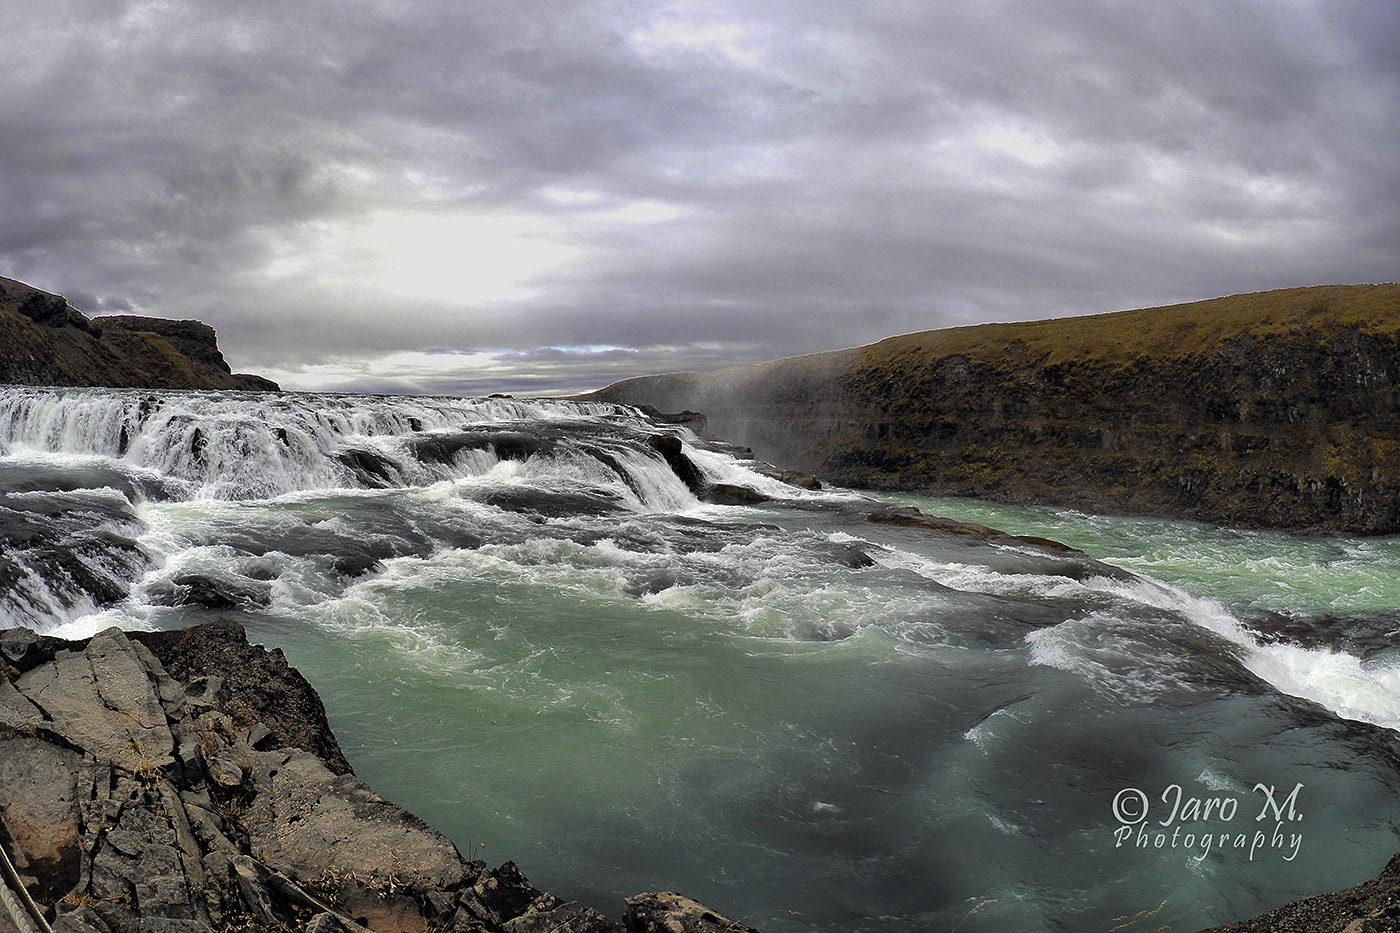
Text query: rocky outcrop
1197 852 1400 932
0 277 277 392
0 621 752 933
586 284 1400 535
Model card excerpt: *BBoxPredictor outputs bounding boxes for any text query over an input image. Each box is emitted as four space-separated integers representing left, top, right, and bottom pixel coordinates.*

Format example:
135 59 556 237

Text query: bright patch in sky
363 211 581 304
978 123 1062 167
627 3 772 70
259 348 509 393
263 210 581 307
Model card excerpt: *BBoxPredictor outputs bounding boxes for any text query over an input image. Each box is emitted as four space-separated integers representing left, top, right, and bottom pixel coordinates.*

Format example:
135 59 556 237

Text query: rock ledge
0 621 753 933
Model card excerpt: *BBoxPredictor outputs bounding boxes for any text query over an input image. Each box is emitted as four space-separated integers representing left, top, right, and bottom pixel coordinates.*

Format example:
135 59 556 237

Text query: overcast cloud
2 0 1397 395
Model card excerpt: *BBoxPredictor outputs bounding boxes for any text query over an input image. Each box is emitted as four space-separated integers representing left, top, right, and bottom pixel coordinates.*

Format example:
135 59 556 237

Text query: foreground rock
1197 853 1400 933
0 276 276 391
0 621 752 933
586 284 1400 535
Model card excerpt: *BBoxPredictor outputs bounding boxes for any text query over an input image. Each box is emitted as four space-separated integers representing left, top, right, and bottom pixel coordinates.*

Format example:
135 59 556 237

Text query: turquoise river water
2 386 1398 933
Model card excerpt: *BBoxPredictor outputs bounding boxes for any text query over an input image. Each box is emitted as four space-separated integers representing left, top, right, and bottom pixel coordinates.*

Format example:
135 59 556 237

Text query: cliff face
0 277 277 392
587 284 1400 535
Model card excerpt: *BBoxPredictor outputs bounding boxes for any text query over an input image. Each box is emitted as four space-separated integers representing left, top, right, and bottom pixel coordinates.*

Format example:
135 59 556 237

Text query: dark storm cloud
2 0 1397 394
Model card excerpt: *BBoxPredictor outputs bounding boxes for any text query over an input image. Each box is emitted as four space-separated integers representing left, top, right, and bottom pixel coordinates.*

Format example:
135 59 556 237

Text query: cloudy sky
2 1 1397 395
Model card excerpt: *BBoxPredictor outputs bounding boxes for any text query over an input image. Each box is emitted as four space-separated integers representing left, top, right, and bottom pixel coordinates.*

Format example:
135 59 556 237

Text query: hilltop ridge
586 284 1400 534
0 276 277 392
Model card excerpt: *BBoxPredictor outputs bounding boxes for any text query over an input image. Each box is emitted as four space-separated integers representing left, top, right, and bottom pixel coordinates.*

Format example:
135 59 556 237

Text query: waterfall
0 386 726 629
0 387 707 507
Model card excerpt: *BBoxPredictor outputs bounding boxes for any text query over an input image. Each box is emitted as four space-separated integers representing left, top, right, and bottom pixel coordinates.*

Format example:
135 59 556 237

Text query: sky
2 0 1397 396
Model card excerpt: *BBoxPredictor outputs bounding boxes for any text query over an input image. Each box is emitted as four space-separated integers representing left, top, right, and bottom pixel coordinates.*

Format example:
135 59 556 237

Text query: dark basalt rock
1197 852 1400 932
646 435 706 494
699 483 769 505
337 448 401 488
147 573 273 610
131 618 353 777
406 431 551 466
0 275 278 391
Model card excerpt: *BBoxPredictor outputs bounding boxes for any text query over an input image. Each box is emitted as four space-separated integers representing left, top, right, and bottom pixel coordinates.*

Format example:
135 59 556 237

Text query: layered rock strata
0 277 276 391
0 621 752 933
586 284 1400 534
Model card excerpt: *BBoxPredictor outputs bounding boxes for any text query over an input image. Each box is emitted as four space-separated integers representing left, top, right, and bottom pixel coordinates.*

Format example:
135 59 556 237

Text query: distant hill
0 275 278 391
586 284 1400 534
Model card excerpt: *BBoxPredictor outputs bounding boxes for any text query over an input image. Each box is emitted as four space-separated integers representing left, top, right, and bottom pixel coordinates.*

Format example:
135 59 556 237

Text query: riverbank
0 619 755 933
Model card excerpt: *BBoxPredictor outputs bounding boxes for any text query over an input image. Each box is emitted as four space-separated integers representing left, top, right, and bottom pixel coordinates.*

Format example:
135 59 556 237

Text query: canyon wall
587 284 1400 534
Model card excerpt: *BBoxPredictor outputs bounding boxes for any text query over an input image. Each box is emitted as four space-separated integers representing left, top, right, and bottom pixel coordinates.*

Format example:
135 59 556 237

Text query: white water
3 386 1399 933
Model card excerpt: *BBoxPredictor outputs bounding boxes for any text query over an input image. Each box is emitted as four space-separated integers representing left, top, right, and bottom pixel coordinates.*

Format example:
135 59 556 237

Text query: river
2 386 1397 932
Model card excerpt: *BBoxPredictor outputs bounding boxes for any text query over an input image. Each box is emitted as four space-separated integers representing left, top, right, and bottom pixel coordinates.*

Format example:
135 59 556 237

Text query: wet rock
622 893 760 933
646 435 706 493
148 574 271 610
699 484 769 505
472 488 623 520
744 464 821 490
337 448 400 488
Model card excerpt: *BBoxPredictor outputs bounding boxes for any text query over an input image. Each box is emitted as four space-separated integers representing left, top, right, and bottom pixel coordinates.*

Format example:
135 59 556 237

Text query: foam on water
1113 572 1400 730
7 387 1400 932
0 387 708 507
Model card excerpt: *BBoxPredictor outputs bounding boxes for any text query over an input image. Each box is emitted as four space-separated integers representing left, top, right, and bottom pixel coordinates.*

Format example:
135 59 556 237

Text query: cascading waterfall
0 387 680 502
2 384 1398 933
0 387 712 630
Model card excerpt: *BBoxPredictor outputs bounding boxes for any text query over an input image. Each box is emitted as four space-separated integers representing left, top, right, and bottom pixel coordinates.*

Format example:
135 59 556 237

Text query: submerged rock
0 621 757 933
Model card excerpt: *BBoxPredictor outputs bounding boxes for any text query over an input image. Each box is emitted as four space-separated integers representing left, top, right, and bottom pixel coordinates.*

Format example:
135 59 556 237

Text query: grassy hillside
860 284 1400 370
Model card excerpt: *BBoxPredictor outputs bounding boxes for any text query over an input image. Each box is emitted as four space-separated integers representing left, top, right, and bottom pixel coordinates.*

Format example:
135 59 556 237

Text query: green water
875 492 1400 624
6 387 1397 933
225 493 1400 933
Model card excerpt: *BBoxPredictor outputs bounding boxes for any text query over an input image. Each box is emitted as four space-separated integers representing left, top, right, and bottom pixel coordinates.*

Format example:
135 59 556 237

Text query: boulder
623 893 760 933
645 435 706 494
699 484 769 506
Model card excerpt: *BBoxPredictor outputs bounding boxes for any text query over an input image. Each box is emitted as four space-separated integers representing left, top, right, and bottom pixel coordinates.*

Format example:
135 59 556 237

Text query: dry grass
860 284 1400 371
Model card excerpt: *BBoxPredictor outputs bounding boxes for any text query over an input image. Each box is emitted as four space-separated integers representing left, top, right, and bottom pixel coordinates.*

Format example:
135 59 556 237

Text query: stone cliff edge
0 619 756 933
